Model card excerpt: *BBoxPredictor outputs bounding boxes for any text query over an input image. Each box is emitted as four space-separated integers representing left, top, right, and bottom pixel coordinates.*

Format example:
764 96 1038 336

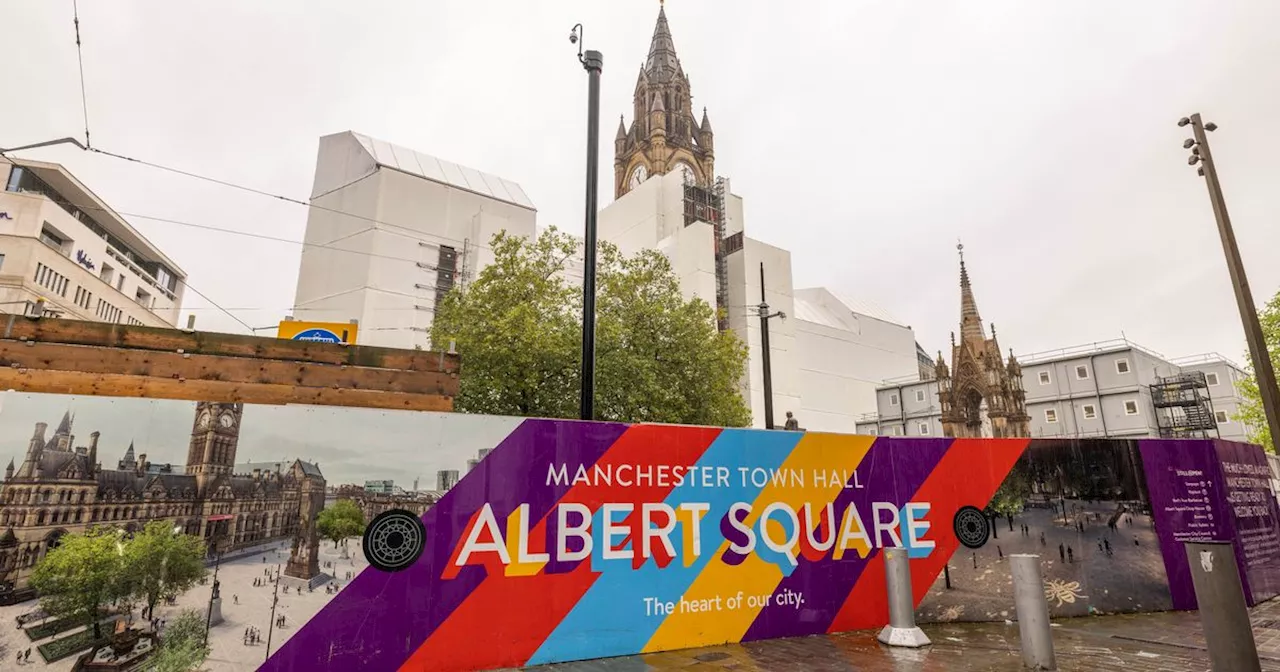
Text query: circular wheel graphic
953 506 990 549
363 509 427 572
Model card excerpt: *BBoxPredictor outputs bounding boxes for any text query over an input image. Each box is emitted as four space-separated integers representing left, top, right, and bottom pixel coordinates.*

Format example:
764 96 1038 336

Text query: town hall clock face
197 412 212 430
628 164 648 190
674 161 696 185
218 413 236 429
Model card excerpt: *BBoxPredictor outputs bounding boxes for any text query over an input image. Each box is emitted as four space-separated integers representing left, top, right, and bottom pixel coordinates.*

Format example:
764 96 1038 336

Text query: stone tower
185 402 244 496
935 245 1030 438
614 3 715 198
285 463 325 582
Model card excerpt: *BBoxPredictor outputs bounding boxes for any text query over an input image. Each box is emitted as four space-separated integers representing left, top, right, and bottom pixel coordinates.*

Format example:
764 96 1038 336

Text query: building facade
858 340 1256 443
598 7 920 432
291 131 537 349
0 402 324 589
0 158 186 327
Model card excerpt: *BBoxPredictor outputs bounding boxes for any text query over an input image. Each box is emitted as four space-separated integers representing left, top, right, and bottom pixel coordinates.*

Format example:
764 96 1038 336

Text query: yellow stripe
642 433 874 651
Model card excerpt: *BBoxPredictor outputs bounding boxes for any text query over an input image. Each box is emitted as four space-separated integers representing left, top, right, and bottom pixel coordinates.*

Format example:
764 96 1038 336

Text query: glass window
918 422 930 435
1115 359 1131 374
1206 372 1219 386
1215 410 1228 424
1045 409 1058 423
1124 400 1139 415
915 390 925 403
1038 371 1051 385
1075 365 1090 380
889 393 899 406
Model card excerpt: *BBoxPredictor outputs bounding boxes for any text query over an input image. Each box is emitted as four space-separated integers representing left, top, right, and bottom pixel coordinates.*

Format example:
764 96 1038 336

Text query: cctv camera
1205 122 1218 132
1177 117 1191 127
1183 139 1195 149
1188 155 1200 165
569 32 578 44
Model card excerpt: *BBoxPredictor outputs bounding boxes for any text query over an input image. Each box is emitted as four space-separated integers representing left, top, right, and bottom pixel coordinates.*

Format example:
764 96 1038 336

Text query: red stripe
399 424 721 672
827 438 1029 632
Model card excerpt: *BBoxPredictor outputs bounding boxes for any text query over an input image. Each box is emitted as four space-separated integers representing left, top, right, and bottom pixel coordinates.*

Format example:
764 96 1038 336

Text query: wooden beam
0 368 455 412
0 342 458 397
1 316 459 373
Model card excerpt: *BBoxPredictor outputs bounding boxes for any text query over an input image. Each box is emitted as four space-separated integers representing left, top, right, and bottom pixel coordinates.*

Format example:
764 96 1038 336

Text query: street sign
277 320 357 345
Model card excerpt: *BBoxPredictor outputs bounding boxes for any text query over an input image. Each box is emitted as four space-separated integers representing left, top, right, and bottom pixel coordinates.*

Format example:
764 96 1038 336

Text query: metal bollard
1010 554 1056 670
876 547 931 648
1185 542 1261 672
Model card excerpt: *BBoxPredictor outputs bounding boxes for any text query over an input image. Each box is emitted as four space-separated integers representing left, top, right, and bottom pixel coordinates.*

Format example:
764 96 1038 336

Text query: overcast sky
4 1 1279 364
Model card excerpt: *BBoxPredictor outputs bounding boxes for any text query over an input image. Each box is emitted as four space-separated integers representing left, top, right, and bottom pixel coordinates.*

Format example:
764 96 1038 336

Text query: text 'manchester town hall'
0 402 325 590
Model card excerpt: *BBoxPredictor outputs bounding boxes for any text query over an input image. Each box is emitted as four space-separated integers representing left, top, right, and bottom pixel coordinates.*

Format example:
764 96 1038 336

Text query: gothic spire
55 410 73 435
957 242 986 347
123 441 135 462
700 106 712 133
645 3 682 81
616 115 627 141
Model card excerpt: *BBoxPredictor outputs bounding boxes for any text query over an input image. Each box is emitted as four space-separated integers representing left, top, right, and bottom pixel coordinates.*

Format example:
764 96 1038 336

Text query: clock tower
185 402 244 487
614 3 715 199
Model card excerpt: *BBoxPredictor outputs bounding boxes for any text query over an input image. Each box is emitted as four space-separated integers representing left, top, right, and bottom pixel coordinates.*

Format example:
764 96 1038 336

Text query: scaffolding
683 175 731 331
1150 371 1220 439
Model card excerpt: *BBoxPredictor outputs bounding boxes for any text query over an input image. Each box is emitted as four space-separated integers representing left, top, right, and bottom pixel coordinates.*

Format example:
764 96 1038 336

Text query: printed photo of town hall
0 392 495 671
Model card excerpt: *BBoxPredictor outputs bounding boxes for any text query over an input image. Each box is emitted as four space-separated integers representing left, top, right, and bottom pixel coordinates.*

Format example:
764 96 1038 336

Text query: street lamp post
1180 114 1280 452
264 563 281 662
570 24 603 422
757 263 785 429
203 525 223 647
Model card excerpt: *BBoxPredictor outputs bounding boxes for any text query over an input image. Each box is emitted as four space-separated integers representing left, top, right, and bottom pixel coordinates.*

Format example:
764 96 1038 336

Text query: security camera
569 31 578 44
1197 167 1205 176
1177 117 1191 127
1205 122 1218 132
1188 155 1200 165
1183 139 1195 149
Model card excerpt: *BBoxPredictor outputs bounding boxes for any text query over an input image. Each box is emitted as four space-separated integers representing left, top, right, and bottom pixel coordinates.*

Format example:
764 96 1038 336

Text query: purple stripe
742 437 951 641
260 419 628 672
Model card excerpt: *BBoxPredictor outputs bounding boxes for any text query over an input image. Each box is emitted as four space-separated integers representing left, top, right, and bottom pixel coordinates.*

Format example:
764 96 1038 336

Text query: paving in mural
917 498 1170 622
0 538 369 671
520 597 1280 672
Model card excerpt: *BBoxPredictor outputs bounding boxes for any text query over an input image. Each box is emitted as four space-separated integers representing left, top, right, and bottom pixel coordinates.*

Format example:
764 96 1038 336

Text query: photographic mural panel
0 391 1275 671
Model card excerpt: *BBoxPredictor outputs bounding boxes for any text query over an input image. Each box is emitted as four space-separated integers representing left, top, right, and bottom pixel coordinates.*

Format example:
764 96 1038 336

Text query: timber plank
0 368 454 412
0 342 458 396
1 316 459 373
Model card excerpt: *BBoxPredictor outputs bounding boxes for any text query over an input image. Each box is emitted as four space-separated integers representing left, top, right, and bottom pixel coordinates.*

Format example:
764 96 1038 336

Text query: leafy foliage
122 521 207 620
146 608 209 672
1235 289 1279 453
432 228 750 426
317 499 366 548
29 527 126 640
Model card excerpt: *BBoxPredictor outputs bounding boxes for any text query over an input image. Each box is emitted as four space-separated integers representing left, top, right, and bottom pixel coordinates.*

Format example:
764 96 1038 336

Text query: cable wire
72 0 91 149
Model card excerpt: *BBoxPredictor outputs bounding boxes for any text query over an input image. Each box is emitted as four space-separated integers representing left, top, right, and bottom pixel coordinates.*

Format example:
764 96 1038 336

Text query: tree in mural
432 228 751 426
985 468 1032 533
121 521 207 620
148 609 209 672
29 528 127 639
1235 288 1279 454
317 499 366 558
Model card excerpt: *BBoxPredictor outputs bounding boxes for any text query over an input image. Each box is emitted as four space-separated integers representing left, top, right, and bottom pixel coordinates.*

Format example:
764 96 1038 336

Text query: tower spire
645 1 681 80
957 242 986 346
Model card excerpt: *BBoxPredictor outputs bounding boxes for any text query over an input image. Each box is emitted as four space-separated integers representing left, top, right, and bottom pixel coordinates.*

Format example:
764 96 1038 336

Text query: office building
858 339 1256 443
0 157 186 327
291 131 537 349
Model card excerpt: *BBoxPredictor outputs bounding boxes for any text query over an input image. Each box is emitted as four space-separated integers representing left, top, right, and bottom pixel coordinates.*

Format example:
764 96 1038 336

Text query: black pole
759 263 775 430
203 528 221 647
579 48 603 422
264 563 281 662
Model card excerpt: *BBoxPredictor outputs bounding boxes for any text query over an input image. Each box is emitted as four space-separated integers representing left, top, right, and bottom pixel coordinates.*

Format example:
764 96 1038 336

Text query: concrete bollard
1184 542 1261 672
1010 554 1056 670
876 547 931 648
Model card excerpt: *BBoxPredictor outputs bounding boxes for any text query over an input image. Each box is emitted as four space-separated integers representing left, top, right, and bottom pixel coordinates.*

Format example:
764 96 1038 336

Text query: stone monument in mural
285 464 326 583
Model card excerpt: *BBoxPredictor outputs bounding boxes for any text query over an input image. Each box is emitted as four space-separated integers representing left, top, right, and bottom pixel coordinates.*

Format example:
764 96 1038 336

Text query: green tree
432 228 751 426
317 499 366 557
1234 289 1280 453
146 609 209 672
122 521 208 620
29 527 127 639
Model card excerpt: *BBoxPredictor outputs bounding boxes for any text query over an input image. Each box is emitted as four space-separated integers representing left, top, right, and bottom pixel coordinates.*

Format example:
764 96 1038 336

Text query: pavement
519 597 1280 671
